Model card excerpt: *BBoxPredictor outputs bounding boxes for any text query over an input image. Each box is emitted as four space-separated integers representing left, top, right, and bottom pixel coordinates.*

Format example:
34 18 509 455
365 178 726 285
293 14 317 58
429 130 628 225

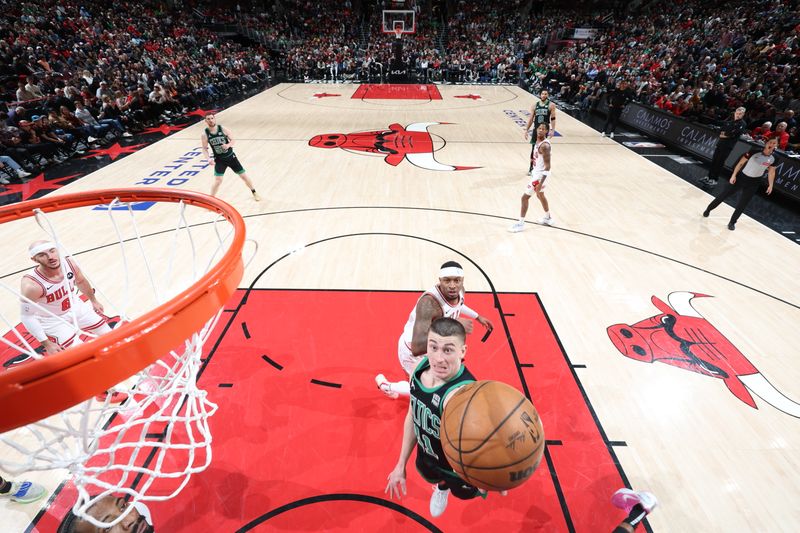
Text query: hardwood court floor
3 83 800 532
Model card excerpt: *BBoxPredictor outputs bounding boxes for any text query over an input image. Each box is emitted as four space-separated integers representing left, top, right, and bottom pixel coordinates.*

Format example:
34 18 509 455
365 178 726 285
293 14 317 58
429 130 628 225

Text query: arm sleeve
461 305 479 319
20 301 47 342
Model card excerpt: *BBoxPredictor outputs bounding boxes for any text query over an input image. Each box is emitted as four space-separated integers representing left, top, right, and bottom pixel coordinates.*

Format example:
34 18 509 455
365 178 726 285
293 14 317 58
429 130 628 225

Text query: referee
703 137 777 230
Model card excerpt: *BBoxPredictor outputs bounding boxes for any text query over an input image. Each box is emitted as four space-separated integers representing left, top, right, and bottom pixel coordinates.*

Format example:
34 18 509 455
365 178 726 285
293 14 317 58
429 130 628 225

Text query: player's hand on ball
385 465 407 499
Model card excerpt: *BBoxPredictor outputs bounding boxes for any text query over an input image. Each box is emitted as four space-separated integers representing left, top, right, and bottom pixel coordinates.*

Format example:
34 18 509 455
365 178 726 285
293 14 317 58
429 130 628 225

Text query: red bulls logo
308 122 478 171
608 292 800 418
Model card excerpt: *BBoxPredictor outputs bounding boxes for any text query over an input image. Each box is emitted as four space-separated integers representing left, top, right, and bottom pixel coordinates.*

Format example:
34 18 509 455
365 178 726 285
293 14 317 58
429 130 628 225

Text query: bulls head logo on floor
308 122 478 171
607 291 800 418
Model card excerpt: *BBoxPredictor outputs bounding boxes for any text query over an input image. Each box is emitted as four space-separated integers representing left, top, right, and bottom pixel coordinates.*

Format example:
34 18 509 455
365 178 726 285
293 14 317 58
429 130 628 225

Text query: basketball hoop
0 188 247 528
382 9 416 36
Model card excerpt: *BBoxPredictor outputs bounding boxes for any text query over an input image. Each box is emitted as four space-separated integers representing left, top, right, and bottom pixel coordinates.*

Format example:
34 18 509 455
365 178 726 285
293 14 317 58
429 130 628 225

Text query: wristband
461 306 478 319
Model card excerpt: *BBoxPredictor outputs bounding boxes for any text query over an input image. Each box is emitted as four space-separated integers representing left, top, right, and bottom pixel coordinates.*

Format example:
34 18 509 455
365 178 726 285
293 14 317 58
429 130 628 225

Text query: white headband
439 266 464 278
132 501 153 526
29 241 56 257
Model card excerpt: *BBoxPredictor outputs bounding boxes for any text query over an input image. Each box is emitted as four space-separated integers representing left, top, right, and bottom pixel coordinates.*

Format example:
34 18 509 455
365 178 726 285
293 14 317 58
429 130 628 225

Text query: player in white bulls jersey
375 261 493 399
20 240 111 355
510 123 553 232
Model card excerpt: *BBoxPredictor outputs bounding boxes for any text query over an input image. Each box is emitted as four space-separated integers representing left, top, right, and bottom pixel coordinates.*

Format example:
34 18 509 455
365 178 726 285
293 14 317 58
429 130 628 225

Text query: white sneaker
0 176 9 184
16 169 31 178
87 136 97 143
601 132 606 137
122 131 133 138
610 132 615 139
538 215 554 226
430 485 449 517
611 488 658 515
508 221 525 233
252 191 262 201
375 374 398 399
1 480 47 504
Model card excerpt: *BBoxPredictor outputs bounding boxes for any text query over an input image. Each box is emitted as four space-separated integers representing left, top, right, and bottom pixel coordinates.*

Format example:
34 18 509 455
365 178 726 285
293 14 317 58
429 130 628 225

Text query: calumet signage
600 98 800 201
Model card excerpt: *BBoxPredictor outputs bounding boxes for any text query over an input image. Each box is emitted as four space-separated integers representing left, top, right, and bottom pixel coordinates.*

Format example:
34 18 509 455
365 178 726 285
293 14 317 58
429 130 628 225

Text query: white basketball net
0 197 245 528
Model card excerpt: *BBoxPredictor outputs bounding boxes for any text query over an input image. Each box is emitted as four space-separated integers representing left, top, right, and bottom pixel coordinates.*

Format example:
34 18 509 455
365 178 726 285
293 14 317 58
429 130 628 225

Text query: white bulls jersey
401 284 465 348
23 258 81 317
531 138 551 174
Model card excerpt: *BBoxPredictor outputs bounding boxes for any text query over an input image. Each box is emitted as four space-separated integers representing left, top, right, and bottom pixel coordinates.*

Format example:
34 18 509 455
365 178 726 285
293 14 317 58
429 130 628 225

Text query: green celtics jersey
410 357 476 470
205 125 233 157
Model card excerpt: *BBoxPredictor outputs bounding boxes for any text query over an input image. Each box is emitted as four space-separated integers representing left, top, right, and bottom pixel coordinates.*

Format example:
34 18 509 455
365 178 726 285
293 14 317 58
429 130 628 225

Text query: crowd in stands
1 0 270 183
258 0 798 149
3 0 799 186
530 0 800 150
203 0 363 81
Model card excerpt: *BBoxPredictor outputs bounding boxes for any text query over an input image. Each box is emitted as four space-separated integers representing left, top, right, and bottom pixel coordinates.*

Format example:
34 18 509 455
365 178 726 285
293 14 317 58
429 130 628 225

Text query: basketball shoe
611 488 658 516
375 374 399 399
0 480 46 504
508 221 525 233
538 215 554 226
252 191 262 201
430 485 450 517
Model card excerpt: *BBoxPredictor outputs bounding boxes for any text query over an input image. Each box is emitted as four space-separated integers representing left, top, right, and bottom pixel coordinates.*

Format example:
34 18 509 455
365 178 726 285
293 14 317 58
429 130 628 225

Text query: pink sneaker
611 488 658 515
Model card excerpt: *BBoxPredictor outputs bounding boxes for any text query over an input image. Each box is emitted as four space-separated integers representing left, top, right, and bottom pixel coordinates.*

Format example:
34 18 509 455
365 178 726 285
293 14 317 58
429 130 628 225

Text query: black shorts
214 154 245 176
415 450 482 500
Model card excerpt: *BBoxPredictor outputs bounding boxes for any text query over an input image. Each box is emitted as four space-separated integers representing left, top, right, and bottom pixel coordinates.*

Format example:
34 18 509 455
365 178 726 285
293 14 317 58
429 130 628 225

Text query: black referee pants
706 176 762 224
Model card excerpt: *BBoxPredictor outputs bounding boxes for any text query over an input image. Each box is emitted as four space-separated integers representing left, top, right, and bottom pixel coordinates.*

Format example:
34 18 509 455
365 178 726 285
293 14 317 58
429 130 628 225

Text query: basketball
441 380 545 491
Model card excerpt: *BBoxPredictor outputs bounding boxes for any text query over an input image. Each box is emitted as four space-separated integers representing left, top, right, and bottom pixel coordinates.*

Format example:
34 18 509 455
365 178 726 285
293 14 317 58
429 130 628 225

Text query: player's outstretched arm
385 406 415 499
461 305 493 333
476 315 493 331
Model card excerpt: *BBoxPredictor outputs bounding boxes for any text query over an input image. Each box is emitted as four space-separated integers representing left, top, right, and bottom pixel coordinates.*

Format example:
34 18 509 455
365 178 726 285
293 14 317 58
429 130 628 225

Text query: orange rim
0 188 245 433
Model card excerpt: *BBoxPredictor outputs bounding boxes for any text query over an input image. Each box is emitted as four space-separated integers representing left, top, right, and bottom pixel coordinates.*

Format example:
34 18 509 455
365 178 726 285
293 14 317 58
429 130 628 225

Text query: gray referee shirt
741 151 775 178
